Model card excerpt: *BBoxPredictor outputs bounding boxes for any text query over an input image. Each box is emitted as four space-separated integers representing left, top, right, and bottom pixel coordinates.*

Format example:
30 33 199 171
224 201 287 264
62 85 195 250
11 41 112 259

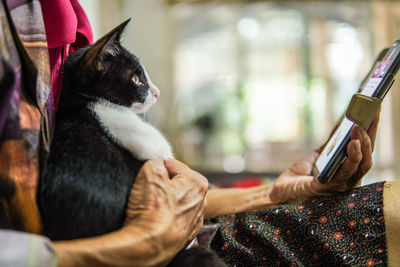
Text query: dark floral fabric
211 182 387 266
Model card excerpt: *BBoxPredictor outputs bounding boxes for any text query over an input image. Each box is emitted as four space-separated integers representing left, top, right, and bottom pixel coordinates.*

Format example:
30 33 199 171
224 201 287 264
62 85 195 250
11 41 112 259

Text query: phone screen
314 41 400 183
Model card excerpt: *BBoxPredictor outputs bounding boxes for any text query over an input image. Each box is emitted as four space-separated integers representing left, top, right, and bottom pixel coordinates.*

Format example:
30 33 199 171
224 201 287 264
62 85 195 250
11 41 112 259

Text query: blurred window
172 2 373 173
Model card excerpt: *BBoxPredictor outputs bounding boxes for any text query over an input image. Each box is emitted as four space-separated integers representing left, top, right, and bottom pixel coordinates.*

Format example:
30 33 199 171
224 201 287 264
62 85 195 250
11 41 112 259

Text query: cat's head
62 19 159 114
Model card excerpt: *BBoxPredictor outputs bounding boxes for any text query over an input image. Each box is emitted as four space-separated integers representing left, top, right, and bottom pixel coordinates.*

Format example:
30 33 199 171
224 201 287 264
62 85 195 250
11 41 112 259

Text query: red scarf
40 0 93 111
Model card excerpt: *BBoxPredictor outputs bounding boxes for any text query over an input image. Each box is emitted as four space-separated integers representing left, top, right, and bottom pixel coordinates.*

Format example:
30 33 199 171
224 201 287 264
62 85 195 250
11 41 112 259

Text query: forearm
205 184 279 219
54 224 179 267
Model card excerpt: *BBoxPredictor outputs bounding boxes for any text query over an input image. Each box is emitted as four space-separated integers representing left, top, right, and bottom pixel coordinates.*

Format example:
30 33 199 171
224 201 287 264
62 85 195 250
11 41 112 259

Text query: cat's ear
82 19 131 72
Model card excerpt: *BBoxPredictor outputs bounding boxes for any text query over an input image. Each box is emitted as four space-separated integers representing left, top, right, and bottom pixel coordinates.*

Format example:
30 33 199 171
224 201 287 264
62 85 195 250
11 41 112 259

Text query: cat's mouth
131 93 157 114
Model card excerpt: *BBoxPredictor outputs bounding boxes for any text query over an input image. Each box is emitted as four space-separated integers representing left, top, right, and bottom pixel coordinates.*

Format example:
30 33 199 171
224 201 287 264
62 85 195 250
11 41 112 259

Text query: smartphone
313 41 400 184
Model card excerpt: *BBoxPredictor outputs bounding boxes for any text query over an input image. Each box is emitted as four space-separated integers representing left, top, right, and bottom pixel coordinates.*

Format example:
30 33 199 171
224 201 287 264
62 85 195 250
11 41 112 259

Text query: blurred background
80 0 400 186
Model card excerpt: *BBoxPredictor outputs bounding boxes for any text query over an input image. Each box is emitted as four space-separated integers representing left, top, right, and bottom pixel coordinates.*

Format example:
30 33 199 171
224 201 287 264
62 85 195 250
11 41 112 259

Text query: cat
38 19 226 267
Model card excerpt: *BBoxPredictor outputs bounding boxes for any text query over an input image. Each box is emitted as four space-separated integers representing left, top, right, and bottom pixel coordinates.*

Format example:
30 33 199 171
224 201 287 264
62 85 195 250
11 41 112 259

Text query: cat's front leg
129 131 173 160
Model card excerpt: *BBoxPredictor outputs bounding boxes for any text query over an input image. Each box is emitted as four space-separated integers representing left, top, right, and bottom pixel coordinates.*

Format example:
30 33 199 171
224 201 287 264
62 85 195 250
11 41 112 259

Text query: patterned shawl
0 0 92 233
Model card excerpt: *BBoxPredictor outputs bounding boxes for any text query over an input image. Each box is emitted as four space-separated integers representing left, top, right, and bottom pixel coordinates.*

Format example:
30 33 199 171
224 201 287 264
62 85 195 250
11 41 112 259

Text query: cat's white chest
91 100 173 160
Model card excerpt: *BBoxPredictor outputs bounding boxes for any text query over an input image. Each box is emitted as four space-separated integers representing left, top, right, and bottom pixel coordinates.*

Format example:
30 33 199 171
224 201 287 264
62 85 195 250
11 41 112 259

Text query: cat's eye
132 75 142 85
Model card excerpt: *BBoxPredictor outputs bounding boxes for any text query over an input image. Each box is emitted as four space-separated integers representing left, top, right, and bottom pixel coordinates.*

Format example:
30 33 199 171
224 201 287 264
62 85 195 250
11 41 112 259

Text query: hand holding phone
271 114 381 204
313 41 400 184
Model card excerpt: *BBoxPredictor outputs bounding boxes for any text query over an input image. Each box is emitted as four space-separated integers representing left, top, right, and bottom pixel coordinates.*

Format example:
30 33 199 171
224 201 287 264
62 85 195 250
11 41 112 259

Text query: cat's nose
152 86 160 99
150 82 160 99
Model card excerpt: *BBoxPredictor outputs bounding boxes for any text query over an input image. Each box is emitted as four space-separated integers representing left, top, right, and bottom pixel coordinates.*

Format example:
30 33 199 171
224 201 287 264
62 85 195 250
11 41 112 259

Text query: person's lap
211 181 390 266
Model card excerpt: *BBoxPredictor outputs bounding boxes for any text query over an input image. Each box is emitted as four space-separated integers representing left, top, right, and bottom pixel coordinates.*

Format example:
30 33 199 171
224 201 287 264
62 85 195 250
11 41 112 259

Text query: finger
349 127 373 186
169 169 209 195
347 138 363 167
357 126 373 174
367 106 381 151
332 139 362 183
164 159 191 177
350 124 363 149
140 159 170 182
350 125 372 170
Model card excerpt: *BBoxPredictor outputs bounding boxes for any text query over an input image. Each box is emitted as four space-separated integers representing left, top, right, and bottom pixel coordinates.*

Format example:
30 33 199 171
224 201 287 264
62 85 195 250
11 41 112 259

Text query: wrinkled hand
125 159 208 253
270 110 380 204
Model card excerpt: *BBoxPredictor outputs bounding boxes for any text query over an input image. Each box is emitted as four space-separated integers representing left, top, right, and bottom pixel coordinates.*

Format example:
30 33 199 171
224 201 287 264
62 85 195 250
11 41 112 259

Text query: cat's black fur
39 20 144 240
168 246 227 267
38 20 226 266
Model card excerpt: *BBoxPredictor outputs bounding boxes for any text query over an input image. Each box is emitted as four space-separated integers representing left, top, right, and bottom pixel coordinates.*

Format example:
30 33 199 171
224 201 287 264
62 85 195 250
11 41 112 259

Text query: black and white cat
38 20 226 266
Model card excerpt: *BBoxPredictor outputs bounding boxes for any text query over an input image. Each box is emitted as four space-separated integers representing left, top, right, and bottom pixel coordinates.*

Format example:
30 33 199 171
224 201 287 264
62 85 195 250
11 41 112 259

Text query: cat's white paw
133 138 173 160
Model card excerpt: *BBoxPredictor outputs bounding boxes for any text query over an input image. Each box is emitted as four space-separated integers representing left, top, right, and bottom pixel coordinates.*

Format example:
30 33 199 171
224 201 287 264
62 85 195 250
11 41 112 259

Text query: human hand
270 109 380 204
54 160 208 267
125 159 208 254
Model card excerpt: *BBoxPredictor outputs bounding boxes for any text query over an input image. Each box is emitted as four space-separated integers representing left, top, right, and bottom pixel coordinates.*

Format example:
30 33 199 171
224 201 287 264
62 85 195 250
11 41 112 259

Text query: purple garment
0 1 22 137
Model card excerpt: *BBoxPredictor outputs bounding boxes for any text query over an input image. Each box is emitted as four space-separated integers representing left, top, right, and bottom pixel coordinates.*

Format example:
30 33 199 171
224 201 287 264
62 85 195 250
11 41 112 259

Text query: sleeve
0 230 57 267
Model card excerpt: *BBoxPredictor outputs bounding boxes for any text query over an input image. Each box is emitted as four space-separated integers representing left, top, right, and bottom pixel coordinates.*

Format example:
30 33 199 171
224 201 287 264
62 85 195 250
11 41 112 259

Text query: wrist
248 184 279 210
205 184 278 218
130 215 188 255
269 179 289 204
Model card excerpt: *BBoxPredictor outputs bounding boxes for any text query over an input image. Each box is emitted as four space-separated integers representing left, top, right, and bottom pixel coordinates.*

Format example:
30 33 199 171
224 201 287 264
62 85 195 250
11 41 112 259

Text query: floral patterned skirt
211 182 387 266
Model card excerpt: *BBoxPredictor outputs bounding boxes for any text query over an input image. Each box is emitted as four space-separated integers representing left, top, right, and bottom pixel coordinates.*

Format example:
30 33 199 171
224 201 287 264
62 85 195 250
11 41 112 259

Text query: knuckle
152 166 167 178
362 129 370 139
136 164 150 180
142 160 156 174
362 133 371 146
147 160 167 177
188 171 208 190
